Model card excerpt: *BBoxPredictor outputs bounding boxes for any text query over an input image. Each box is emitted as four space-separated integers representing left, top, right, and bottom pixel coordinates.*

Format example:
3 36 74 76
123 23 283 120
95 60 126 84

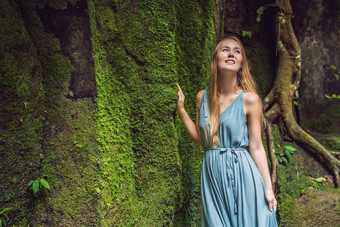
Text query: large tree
0 0 338 226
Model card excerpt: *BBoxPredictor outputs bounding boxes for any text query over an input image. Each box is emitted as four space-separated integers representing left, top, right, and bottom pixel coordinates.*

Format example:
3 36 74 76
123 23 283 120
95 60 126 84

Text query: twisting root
269 0 340 187
265 123 279 192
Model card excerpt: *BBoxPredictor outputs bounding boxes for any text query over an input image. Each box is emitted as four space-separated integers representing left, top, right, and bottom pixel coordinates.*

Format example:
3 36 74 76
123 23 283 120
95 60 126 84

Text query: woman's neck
217 71 239 96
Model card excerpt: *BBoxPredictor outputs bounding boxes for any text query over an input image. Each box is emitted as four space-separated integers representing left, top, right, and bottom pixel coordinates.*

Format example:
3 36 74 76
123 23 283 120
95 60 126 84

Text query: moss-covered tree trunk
0 0 216 225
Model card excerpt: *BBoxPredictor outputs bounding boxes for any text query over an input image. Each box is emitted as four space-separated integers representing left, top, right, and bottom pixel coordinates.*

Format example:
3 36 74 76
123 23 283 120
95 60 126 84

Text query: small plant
325 93 340 99
293 90 299 106
305 176 327 190
276 145 296 164
324 65 340 100
330 64 339 80
28 178 51 194
0 207 14 227
256 4 281 23
241 29 252 38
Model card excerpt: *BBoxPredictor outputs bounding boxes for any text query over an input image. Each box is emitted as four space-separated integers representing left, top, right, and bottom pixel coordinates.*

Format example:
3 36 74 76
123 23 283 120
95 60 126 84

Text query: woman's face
216 39 243 74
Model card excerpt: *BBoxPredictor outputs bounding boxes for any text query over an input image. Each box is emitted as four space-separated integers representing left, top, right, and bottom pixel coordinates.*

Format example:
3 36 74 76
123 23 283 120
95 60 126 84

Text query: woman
176 36 278 226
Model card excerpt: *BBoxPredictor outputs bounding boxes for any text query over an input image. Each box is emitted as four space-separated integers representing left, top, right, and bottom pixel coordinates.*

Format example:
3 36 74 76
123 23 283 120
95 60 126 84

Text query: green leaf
335 74 339 80
330 65 337 70
282 157 288 163
33 180 40 194
314 177 327 183
256 15 261 23
241 30 252 38
310 180 319 188
284 145 296 152
95 188 101 193
256 6 264 15
28 180 34 187
280 17 286 24
40 178 50 190
300 188 306 194
284 149 292 159
293 100 298 106
295 90 299 98
325 93 340 99
0 208 13 215
264 97 269 103
277 40 283 50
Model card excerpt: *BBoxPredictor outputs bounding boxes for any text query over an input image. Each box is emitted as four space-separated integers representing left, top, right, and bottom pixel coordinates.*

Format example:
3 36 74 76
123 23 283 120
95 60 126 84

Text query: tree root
263 86 276 111
264 0 340 188
265 123 279 192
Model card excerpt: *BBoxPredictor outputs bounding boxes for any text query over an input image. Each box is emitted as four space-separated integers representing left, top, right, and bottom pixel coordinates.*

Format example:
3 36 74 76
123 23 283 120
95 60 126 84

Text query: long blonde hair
205 35 266 147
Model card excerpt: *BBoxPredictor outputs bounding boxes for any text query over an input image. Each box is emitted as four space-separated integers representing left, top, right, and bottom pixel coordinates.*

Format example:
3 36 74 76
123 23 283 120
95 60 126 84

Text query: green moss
89 0 216 225
248 45 276 96
276 138 335 226
319 135 340 150
0 0 102 225
173 0 216 225
305 115 334 134
8 0 339 226
88 0 184 225
261 125 337 226
37 99 100 226
326 102 340 118
0 0 43 223
281 187 340 226
1 0 215 225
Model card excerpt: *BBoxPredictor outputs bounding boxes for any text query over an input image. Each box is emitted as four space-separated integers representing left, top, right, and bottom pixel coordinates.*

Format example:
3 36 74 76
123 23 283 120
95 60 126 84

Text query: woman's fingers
176 83 185 110
269 201 273 212
176 84 183 94
176 83 181 93
265 189 277 212
176 83 185 99
268 198 277 212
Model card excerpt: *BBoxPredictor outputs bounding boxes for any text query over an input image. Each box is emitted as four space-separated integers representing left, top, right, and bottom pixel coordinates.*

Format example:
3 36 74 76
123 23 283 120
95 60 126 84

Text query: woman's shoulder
196 89 205 106
196 89 205 99
243 91 262 107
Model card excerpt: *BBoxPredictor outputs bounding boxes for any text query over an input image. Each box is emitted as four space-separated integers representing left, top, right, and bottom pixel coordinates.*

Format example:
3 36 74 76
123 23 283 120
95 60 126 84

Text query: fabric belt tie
206 147 245 215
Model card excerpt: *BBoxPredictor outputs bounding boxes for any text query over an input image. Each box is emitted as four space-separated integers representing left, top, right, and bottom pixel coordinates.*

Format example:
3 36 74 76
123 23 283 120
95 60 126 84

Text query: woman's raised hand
176 83 185 112
175 83 202 145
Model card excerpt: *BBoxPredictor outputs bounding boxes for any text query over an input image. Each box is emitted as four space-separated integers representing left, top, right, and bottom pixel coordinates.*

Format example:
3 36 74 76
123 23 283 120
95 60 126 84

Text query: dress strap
203 87 209 118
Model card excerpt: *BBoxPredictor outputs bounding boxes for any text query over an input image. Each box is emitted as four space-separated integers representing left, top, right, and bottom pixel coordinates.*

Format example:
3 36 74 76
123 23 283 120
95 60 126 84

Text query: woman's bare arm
176 83 204 146
245 92 277 212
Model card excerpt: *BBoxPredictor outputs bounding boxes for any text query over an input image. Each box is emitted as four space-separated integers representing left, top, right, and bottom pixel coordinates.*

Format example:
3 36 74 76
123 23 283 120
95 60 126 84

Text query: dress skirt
200 147 278 227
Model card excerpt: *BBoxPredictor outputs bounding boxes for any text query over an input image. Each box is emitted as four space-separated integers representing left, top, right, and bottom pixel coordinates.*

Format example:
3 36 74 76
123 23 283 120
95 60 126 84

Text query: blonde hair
205 35 267 147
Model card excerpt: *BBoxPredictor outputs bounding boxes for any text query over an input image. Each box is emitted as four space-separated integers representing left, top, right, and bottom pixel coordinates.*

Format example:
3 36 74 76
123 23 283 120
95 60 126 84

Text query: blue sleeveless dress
199 87 278 227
